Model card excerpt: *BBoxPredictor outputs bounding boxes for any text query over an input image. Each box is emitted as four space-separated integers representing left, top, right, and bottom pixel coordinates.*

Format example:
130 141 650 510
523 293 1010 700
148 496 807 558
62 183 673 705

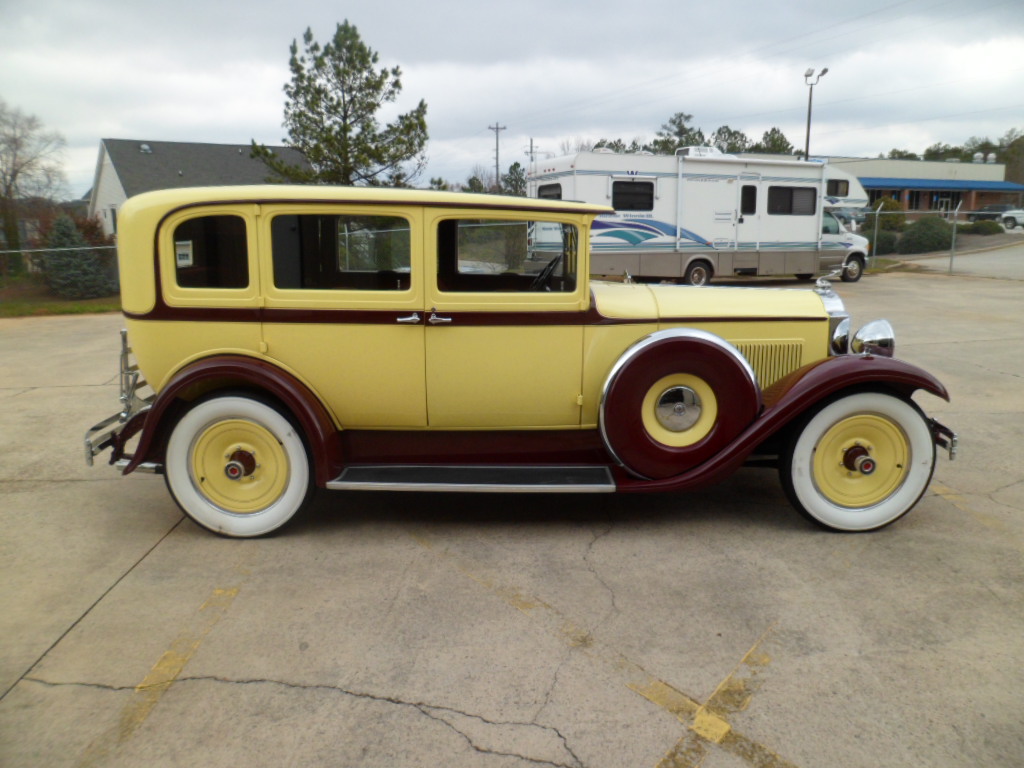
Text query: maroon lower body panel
339 428 612 467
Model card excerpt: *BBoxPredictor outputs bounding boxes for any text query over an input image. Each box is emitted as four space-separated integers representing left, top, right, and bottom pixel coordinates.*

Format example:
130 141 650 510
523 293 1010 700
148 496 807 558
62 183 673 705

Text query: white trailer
527 147 871 284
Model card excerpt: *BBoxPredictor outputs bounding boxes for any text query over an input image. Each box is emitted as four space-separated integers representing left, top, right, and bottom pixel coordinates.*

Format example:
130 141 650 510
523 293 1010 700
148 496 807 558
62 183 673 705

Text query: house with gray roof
88 139 310 236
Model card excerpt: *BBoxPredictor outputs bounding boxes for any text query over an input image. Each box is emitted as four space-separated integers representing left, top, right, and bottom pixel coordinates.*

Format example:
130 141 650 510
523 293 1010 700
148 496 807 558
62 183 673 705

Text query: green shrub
867 229 898 255
42 216 118 299
961 219 1003 236
896 216 953 254
864 197 906 232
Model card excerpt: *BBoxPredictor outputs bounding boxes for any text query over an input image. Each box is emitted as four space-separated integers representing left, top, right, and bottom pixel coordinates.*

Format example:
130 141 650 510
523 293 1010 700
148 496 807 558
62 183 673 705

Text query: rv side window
767 187 817 216
741 185 757 215
827 179 850 197
612 181 654 211
538 184 562 200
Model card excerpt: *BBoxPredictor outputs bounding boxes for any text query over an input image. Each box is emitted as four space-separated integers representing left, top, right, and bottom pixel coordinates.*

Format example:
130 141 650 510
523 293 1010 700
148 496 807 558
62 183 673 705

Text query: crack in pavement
25 674 583 767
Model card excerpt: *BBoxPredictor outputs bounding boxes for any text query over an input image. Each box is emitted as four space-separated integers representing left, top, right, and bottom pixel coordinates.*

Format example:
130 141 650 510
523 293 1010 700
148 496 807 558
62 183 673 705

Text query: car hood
590 280 827 321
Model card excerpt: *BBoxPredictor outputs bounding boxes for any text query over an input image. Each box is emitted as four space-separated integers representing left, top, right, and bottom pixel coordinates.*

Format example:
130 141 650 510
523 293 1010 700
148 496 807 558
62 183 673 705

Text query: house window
612 180 654 211
538 184 562 200
173 215 248 288
767 186 816 215
271 214 411 291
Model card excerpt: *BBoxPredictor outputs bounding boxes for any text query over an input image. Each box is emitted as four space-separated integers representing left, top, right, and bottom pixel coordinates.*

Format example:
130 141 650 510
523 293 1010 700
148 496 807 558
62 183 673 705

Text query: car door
423 212 586 429
259 205 427 428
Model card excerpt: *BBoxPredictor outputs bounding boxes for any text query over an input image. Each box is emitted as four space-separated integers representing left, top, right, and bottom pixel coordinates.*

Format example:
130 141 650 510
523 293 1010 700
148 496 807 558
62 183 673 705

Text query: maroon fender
617 354 950 493
123 355 343 486
601 331 761 479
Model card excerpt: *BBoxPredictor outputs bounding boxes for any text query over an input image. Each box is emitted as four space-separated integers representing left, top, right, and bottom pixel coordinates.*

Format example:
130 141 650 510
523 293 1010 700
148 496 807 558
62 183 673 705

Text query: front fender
618 355 949 493
123 355 342 486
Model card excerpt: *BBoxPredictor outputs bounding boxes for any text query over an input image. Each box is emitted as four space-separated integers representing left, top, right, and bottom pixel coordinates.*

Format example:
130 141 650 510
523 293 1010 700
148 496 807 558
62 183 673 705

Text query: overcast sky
3 0 1022 198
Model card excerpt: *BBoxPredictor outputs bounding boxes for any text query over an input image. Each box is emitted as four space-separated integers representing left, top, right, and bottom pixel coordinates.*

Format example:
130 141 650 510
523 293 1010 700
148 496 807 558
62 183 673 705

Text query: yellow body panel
425 326 583 428
125 319 262 391
263 323 426 428
116 186 836 432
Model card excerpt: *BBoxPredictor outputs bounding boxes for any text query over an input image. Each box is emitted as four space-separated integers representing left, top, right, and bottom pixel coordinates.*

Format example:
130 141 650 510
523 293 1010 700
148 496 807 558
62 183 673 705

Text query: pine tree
252 21 428 186
43 216 117 299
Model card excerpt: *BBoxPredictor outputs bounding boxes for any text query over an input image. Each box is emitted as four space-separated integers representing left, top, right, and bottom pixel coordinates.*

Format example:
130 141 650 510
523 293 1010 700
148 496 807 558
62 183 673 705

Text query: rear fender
123 355 342 486
618 355 949 493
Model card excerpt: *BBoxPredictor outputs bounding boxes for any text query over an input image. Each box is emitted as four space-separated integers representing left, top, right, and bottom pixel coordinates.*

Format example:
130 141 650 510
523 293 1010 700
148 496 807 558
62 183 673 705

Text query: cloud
2 0 1021 196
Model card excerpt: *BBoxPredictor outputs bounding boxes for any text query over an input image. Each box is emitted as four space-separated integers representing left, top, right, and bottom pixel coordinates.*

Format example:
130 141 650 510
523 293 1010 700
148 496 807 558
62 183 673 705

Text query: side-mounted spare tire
600 330 761 480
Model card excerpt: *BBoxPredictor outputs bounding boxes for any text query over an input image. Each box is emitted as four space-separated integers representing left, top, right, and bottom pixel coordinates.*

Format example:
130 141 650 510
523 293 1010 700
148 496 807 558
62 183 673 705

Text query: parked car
1000 209 1024 229
968 204 1015 222
85 186 956 537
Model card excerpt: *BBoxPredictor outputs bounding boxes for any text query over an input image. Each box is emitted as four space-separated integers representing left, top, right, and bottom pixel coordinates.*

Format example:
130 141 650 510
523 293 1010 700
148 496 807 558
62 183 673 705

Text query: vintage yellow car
85 186 956 537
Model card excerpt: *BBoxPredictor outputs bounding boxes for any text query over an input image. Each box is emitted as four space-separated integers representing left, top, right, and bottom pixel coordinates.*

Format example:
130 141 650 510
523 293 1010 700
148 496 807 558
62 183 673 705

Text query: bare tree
558 136 596 155
1 99 66 275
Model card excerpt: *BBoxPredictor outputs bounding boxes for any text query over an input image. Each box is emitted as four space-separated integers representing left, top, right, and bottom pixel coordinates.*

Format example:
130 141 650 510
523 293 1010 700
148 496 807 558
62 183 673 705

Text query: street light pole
803 67 828 161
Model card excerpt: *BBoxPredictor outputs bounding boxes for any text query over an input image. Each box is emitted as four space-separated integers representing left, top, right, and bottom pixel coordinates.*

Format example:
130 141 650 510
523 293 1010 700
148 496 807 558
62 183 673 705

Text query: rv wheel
684 261 712 286
841 256 864 283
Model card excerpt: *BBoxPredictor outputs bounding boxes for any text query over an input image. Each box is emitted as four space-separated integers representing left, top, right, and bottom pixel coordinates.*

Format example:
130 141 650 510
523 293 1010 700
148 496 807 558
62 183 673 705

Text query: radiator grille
734 341 804 389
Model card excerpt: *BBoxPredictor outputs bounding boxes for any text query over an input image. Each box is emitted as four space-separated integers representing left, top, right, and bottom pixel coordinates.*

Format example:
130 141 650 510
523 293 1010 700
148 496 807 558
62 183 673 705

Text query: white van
528 147 871 284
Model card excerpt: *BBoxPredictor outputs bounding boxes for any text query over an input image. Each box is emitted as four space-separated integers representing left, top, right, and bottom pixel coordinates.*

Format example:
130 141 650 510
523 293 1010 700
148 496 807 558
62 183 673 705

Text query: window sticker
175 240 194 268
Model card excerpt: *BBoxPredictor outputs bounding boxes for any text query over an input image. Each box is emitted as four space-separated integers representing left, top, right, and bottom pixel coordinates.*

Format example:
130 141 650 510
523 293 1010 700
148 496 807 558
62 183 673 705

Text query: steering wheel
530 253 563 291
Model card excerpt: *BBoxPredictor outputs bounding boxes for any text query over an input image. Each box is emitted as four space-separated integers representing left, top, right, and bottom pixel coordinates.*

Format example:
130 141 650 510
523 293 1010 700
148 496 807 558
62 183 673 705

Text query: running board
327 465 616 493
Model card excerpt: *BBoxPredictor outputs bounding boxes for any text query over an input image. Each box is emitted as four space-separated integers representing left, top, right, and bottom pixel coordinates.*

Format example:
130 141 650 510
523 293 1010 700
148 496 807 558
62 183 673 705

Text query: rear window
173 215 249 288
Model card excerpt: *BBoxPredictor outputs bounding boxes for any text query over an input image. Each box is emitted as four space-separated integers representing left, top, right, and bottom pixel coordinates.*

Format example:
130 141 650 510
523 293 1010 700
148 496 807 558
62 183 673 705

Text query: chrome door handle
428 312 452 325
396 313 421 324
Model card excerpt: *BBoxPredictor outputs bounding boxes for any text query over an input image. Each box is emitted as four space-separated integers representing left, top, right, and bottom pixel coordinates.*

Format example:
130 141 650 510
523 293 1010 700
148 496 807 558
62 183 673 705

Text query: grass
0 277 120 318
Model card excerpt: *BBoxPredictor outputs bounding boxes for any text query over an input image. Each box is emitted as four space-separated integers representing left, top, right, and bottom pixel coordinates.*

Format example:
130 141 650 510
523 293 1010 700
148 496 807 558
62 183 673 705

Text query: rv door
736 174 761 249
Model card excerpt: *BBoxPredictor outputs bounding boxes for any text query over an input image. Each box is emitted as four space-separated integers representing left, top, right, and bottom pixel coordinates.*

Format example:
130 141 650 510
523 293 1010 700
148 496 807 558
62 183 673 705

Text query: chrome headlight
852 319 895 357
831 317 851 355
816 279 850 356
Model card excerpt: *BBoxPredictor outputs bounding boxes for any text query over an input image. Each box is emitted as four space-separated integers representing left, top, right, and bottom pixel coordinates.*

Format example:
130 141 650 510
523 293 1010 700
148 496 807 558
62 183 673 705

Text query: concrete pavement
1 271 1022 768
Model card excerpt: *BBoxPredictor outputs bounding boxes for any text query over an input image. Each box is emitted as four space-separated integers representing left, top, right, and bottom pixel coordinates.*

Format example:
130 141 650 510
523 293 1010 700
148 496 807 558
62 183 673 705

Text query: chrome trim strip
114 459 163 474
327 465 616 493
328 481 615 493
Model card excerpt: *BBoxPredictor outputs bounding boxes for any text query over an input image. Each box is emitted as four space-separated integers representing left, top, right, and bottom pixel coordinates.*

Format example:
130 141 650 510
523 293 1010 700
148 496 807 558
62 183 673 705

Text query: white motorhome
528 147 871 284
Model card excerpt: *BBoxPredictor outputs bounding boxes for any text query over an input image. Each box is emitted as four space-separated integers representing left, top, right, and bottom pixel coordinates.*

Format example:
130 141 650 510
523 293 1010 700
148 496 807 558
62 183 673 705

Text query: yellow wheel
189 419 290 514
782 392 936 531
166 396 311 537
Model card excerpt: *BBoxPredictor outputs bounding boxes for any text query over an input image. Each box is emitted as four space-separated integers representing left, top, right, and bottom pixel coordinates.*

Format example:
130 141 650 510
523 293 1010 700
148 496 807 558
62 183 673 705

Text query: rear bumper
83 329 156 469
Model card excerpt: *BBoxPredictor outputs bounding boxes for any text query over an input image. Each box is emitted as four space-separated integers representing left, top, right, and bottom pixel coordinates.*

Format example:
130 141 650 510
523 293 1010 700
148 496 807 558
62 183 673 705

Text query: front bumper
84 330 155 469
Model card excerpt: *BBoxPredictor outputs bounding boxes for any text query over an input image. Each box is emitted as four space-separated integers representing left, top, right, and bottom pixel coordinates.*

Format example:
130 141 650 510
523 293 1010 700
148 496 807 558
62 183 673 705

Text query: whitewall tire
781 392 936 531
165 395 312 537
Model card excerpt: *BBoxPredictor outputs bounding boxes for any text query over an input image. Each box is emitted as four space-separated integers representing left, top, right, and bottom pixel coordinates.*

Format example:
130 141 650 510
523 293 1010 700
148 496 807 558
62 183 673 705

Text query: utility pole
489 122 506 191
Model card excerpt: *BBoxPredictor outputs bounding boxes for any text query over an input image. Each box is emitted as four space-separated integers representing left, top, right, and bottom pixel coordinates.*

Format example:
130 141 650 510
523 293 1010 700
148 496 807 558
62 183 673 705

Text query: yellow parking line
76 585 241 767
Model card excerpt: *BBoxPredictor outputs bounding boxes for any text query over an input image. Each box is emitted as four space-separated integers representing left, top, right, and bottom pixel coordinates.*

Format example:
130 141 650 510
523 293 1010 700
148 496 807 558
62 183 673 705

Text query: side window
436 218 578 293
173 215 248 288
827 179 850 197
612 181 654 211
741 185 757 215
538 184 562 200
271 214 411 291
822 213 840 235
767 186 817 216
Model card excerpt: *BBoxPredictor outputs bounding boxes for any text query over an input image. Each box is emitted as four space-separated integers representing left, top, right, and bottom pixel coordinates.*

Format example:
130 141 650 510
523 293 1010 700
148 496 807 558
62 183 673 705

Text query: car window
436 218 578 293
173 215 249 289
822 213 841 235
271 214 411 291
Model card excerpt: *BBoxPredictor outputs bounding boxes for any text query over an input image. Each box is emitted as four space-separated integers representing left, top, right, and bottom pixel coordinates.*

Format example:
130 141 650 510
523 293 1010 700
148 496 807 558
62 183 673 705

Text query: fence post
948 201 963 275
871 201 884 269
